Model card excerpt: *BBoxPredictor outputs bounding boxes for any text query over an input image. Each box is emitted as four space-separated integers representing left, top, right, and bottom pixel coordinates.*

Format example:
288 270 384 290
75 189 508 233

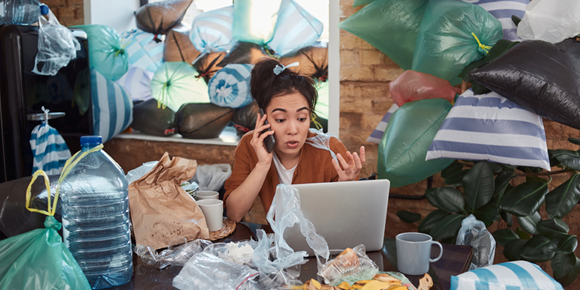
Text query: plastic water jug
60 136 133 289
2 0 48 25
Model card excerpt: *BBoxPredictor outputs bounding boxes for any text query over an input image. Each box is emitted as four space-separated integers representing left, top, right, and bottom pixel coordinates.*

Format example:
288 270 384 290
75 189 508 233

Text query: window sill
114 126 240 147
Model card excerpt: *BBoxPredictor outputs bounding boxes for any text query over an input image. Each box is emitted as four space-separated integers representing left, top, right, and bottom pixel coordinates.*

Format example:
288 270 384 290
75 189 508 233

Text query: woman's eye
298 118 307 122
275 119 285 123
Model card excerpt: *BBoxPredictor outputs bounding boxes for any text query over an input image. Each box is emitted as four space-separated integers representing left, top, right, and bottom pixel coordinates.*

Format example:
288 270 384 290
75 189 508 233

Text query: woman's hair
250 57 318 112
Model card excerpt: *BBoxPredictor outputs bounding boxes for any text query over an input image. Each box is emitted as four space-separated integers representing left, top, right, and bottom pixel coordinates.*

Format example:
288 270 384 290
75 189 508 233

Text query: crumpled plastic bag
134 238 211 269
32 9 80 76
456 215 496 270
319 245 379 285
189 164 232 192
305 128 339 162
389 70 460 107
126 161 158 185
517 0 580 43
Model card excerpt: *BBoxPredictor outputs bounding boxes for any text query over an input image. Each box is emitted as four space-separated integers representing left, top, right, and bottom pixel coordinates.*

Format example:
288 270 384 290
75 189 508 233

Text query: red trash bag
389 70 461 107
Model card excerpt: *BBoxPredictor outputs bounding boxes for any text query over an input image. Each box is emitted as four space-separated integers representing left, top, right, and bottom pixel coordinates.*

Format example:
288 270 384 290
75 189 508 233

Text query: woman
224 58 365 222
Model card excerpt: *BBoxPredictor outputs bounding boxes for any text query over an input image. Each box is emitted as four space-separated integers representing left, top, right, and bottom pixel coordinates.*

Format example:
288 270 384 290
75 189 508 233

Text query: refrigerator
0 24 93 183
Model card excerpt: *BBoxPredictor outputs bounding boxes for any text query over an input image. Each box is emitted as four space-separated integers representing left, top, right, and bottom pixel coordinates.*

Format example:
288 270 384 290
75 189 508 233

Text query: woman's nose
287 121 299 135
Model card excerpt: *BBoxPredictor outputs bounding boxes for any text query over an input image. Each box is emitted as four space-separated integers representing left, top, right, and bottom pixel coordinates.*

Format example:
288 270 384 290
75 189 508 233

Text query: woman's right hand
250 112 274 166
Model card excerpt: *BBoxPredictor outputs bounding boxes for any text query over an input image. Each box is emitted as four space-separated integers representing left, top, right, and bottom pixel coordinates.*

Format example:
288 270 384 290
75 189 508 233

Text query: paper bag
129 152 209 250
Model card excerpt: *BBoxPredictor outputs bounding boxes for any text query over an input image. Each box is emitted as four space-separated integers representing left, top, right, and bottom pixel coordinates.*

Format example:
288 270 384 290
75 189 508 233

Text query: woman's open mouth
286 140 299 149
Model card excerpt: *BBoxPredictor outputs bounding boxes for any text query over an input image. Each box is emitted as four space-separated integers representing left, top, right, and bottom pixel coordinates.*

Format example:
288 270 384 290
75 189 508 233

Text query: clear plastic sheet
517 0 580 43
32 9 80 76
134 238 211 269
126 161 158 185
456 215 496 270
319 245 379 285
189 164 232 191
305 128 338 163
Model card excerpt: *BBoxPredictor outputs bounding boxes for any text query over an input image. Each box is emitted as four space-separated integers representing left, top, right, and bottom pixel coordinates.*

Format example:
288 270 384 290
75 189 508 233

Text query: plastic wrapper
450 261 563 290
194 52 226 84
378 98 454 188
268 0 324 56
338 0 429 70
116 66 154 102
468 39 580 130
126 161 158 185
456 215 496 271
517 0 580 44
136 0 192 36
72 24 128 81
131 98 177 137
134 238 211 269
232 0 281 46
204 241 258 265
412 0 503 86
32 9 80 76
319 245 379 285
164 28 201 64
426 89 550 170
208 64 254 109
121 29 164 73
29 107 71 175
189 164 232 192
175 103 234 139
305 128 339 163
190 5 236 54
217 42 267 67
151 62 209 112
232 101 260 137
461 0 529 41
389 70 460 107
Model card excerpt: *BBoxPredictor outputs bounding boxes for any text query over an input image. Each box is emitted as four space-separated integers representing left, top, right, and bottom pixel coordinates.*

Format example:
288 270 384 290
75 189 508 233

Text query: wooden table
110 223 472 290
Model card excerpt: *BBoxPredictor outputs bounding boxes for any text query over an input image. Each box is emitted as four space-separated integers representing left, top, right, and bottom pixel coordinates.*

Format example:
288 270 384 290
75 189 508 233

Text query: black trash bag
232 101 259 137
0 175 62 239
468 39 580 130
217 42 268 67
131 98 177 137
164 28 201 65
280 45 328 81
193 52 226 84
175 103 234 139
136 0 193 37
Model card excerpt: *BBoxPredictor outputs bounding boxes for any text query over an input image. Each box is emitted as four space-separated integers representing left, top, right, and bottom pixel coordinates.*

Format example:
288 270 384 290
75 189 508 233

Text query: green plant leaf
430 214 465 241
549 234 578 254
553 255 580 287
431 187 465 213
537 218 570 239
397 210 422 223
551 149 580 171
494 170 516 200
522 236 556 262
472 201 500 227
501 211 513 227
552 252 577 279
569 137 580 146
441 161 463 179
546 173 580 219
444 170 469 187
489 162 503 173
493 228 519 247
418 209 449 234
516 212 541 235
425 188 440 208
498 181 549 217
463 162 495 210
516 227 531 240
504 239 527 261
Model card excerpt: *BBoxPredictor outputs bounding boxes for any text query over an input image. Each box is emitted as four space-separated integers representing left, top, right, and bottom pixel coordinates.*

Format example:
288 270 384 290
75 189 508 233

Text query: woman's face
265 91 311 157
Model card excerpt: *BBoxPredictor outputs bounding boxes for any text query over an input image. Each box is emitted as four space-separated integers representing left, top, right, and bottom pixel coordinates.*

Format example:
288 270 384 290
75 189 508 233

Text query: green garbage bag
411 0 503 86
72 24 128 81
0 171 91 290
152 62 210 112
378 98 454 188
339 0 429 70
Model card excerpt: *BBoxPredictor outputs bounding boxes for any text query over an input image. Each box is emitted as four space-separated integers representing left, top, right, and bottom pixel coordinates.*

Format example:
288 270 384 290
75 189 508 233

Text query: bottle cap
80 136 103 147
40 4 49 16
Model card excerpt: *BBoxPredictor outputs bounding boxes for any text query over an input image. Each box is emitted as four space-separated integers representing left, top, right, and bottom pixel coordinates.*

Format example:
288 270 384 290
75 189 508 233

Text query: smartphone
259 109 275 153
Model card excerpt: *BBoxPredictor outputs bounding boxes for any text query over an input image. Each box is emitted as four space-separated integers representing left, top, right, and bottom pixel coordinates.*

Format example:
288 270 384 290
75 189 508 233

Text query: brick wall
42 0 84 27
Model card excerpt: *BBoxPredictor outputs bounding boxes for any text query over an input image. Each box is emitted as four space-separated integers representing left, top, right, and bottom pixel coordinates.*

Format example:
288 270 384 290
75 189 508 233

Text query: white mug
396 232 443 275
197 199 223 232
195 190 219 200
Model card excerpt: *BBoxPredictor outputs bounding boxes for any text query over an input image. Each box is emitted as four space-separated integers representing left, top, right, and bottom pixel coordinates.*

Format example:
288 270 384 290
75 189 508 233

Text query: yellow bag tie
311 112 323 131
26 144 104 216
471 32 492 54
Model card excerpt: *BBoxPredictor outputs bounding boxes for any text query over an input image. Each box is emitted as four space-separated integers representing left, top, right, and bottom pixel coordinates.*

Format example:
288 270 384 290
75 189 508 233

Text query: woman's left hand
332 146 365 181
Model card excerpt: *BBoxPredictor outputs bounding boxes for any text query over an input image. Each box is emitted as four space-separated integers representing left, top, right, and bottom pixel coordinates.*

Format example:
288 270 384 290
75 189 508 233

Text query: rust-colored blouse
224 130 352 217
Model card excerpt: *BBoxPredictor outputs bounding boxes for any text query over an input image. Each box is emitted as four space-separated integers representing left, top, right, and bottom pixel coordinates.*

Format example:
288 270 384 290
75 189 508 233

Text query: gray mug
396 232 443 275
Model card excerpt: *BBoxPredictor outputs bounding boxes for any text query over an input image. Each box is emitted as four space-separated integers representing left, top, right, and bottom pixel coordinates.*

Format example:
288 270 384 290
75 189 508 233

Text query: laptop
278 179 390 256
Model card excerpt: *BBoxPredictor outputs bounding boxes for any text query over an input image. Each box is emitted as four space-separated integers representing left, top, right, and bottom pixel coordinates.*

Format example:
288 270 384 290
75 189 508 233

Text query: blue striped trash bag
122 29 164 73
29 117 71 175
91 69 133 142
461 0 529 41
450 260 564 290
116 66 154 102
426 89 550 170
190 5 236 55
208 64 254 109
366 103 399 144
269 0 324 57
